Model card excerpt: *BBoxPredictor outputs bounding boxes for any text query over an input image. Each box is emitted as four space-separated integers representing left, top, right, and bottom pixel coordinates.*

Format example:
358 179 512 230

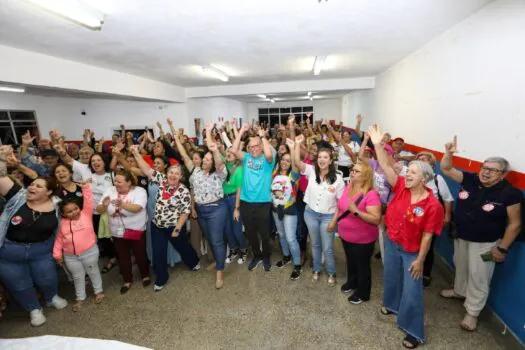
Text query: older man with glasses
439 136 522 332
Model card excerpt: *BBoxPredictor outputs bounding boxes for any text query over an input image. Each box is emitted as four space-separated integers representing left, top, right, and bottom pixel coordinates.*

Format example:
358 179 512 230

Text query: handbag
118 213 143 241
337 194 364 222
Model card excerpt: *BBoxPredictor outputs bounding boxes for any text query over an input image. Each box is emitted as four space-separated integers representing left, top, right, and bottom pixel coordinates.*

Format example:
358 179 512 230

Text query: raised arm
368 125 398 187
357 132 370 163
130 145 154 179
440 136 464 184
231 123 250 161
7 154 38 180
258 127 273 163
293 135 306 173
0 146 16 196
208 142 225 172
169 118 194 172
355 114 364 138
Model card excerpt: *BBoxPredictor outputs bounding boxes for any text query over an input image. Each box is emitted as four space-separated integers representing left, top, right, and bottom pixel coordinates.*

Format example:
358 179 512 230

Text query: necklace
32 209 41 222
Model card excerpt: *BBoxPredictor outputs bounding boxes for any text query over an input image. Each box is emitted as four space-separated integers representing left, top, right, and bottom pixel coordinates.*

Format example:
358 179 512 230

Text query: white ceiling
229 90 351 104
0 0 492 87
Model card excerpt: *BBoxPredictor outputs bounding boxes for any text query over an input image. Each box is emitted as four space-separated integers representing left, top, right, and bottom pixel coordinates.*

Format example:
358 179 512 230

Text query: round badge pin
413 207 424 217
482 203 495 212
11 216 23 225
458 191 469 200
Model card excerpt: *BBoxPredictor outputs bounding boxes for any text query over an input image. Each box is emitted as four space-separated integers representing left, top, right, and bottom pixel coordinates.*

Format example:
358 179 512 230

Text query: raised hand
367 125 384 146
6 152 19 167
257 126 267 138
240 123 250 134
22 131 35 146
205 121 215 132
445 136 458 154
53 143 67 157
208 142 218 153
295 134 305 144
288 114 295 126
356 114 363 123
129 145 139 155
167 118 173 126
285 138 295 149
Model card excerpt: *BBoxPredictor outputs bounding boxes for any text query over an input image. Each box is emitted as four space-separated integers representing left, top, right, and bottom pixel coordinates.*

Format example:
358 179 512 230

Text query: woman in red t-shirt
336 161 382 304
368 125 444 349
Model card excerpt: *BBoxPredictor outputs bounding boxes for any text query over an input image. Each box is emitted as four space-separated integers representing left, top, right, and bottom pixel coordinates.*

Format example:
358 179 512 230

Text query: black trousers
423 235 437 279
295 191 308 252
341 239 375 300
240 201 272 259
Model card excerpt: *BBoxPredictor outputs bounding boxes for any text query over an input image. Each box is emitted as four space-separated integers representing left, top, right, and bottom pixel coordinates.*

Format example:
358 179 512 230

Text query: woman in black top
0 146 68 327
54 163 84 208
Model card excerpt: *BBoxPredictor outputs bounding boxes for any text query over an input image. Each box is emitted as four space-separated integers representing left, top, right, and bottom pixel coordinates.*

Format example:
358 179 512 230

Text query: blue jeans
383 234 425 343
151 223 199 287
304 206 336 275
272 212 301 266
197 200 227 271
0 237 58 311
223 194 246 250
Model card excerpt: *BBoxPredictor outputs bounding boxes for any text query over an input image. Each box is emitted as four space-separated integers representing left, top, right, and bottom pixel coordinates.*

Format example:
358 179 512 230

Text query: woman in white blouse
294 135 345 286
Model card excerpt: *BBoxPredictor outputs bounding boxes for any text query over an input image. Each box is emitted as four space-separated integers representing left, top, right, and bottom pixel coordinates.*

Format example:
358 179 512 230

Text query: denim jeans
151 223 199 287
383 234 425 343
272 212 301 266
223 194 246 250
303 206 336 275
197 200 227 271
296 191 308 252
0 236 59 311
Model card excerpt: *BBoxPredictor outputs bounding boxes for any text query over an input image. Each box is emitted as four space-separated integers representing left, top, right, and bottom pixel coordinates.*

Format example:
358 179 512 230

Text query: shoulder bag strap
337 194 365 222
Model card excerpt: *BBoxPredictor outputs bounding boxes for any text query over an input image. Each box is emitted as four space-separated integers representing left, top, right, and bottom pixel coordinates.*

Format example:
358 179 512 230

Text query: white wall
353 0 525 171
247 98 342 124
341 91 372 128
0 93 250 141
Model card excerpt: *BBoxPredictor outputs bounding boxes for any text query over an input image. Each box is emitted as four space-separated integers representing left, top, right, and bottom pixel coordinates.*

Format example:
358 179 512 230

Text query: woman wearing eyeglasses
439 136 522 333
336 162 382 305
367 125 444 349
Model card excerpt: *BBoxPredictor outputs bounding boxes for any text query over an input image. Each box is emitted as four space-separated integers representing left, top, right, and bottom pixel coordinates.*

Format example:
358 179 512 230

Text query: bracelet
496 246 508 254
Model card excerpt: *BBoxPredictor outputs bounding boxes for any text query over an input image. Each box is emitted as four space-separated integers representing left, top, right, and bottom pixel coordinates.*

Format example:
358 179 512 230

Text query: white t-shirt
302 163 345 214
426 174 454 203
337 141 361 167
72 160 113 214
100 186 148 238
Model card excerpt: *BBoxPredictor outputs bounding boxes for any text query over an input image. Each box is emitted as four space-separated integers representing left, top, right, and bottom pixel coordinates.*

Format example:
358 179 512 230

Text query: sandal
440 289 465 299
142 278 151 287
460 314 478 332
402 334 420 349
380 306 395 315
72 301 82 312
101 260 117 274
120 284 131 295
94 293 104 304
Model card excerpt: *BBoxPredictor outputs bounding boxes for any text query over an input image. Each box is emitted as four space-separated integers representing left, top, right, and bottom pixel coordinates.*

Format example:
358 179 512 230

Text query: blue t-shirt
241 152 275 203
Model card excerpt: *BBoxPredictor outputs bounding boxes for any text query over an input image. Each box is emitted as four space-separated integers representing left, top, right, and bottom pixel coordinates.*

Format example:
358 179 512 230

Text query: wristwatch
174 227 181 234
496 246 508 254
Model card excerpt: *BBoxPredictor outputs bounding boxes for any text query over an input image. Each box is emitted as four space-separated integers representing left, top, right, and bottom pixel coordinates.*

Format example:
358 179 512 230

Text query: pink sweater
53 186 97 259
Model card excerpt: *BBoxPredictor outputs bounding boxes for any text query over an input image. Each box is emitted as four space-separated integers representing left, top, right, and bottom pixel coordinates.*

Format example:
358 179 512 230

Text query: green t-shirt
223 163 244 195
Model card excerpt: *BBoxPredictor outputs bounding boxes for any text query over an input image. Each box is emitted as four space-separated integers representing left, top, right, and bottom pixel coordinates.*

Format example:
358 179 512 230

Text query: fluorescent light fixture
307 91 312 96
313 56 327 75
309 96 313 101
0 86 25 93
23 0 104 30
269 99 275 103
257 94 267 99
201 65 230 82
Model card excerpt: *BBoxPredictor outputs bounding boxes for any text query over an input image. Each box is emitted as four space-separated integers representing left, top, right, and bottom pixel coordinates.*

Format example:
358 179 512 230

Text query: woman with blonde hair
336 161 382 304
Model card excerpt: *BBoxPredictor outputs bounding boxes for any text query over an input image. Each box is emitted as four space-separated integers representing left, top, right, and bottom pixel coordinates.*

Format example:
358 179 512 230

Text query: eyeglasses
247 144 261 150
350 169 361 174
480 166 503 175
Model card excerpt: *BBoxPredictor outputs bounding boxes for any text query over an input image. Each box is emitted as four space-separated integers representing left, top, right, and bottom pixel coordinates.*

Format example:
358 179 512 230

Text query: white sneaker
46 295 68 310
153 284 164 292
30 309 46 327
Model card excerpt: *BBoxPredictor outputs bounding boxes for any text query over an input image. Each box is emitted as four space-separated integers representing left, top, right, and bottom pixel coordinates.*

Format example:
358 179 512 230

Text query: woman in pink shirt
336 161 382 304
53 183 104 311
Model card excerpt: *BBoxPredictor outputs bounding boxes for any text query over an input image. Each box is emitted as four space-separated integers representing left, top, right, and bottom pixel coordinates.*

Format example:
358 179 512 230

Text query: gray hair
408 160 435 184
484 157 510 173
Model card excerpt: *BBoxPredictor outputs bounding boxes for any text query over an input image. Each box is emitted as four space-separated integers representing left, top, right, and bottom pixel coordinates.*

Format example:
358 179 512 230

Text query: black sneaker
348 294 363 305
248 258 262 271
290 266 302 281
423 276 431 288
263 258 271 272
225 249 239 264
374 252 381 260
276 256 291 268
340 282 355 294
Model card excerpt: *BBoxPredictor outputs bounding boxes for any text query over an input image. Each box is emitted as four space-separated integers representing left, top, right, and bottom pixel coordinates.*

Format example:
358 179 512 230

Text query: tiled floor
0 239 512 349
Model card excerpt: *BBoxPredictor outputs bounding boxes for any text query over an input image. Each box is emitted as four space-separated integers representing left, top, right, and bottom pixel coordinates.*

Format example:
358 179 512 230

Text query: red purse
118 215 144 241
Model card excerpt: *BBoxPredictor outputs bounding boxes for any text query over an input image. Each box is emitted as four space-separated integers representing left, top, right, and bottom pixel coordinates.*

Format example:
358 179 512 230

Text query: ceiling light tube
257 94 267 99
0 86 25 93
307 91 312 96
201 65 230 82
23 0 104 30
269 99 275 103
313 56 326 75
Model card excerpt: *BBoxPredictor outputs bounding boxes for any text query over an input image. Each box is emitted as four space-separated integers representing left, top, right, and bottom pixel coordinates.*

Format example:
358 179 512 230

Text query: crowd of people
0 114 522 349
